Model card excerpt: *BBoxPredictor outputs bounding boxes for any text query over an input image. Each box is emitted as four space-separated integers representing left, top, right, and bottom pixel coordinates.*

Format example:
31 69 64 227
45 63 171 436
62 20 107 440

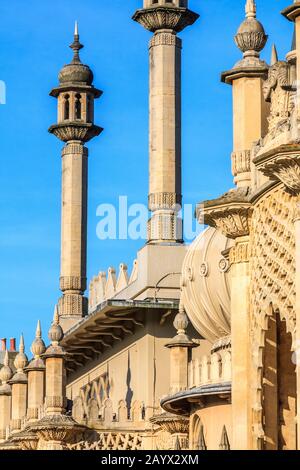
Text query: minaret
9 335 28 434
49 24 103 331
0 350 13 442
25 321 46 423
221 0 269 188
133 1 199 244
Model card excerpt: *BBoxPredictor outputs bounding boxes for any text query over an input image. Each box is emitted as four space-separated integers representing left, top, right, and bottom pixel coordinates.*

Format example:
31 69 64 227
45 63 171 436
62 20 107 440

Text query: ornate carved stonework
231 150 251 185
49 122 102 143
229 241 250 264
250 186 296 447
263 61 294 136
58 293 88 317
254 146 300 196
60 276 87 293
150 413 189 435
198 188 252 239
62 143 88 157
149 32 181 48
148 192 182 211
133 6 199 33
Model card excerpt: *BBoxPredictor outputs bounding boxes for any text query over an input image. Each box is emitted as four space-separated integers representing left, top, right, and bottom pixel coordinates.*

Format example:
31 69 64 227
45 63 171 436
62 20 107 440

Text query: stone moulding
281 3 300 22
133 6 199 33
197 188 253 239
150 412 189 435
253 145 300 196
49 122 103 143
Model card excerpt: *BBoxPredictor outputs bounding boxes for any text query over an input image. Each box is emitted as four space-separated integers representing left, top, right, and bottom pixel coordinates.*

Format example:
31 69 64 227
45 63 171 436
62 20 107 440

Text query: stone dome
181 227 233 343
59 63 93 86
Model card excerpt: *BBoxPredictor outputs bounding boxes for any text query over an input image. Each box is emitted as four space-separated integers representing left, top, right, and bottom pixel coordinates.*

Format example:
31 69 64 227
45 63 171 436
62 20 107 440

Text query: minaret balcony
133 3 199 33
49 122 103 143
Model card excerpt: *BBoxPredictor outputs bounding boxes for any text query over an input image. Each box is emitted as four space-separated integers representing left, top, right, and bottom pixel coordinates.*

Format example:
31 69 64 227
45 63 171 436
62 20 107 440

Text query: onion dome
181 227 233 343
31 320 46 359
235 0 267 58
58 22 93 86
48 306 64 346
14 335 28 372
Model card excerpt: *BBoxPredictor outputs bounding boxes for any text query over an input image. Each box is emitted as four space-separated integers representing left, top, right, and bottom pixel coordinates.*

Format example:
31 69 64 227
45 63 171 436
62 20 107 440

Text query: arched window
64 94 70 120
87 95 92 123
75 93 82 120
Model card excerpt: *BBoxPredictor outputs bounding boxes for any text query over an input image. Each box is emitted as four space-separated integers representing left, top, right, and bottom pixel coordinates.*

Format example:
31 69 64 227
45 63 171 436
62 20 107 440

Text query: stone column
44 309 67 416
0 351 13 442
229 236 252 450
59 142 88 324
147 31 182 243
25 321 46 423
133 2 199 244
9 335 28 434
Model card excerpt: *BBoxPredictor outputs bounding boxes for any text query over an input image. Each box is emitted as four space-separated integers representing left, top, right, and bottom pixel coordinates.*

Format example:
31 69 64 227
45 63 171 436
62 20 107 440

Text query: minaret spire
271 44 278 65
245 0 256 19
70 22 83 64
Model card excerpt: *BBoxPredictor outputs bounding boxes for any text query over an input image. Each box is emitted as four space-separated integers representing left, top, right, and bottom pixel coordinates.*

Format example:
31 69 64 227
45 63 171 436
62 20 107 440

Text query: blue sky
0 0 293 350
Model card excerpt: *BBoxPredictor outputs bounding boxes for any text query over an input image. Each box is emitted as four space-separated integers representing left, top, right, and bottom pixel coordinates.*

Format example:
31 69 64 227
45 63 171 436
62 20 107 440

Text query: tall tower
133 1 199 244
49 24 102 331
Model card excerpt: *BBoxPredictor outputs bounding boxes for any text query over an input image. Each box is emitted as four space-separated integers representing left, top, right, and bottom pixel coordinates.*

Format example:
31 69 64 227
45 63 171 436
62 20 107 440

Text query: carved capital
150 413 189 435
133 6 199 33
45 396 67 411
254 146 300 195
198 189 252 239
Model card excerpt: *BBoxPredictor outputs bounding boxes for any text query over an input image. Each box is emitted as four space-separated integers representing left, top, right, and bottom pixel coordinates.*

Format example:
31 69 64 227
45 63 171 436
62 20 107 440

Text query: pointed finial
19 334 25 353
31 320 46 359
271 44 278 65
70 22 83 64
245 0 256 18
0 350 13 385
48 305 64 345
3 349 9 368
14 334 28 372
36 320 42 339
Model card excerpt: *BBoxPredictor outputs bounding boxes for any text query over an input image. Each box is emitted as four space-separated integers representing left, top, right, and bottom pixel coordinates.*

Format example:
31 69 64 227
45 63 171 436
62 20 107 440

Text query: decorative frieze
62 143 88 157
148 192 182 211
229 241 250 264
149 32 181 48
60 276 87 293
58 294 88 317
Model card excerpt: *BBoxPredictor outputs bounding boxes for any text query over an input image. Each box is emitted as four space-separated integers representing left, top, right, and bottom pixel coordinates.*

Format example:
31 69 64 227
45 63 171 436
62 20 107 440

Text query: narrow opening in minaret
64 94 70 120
87 95 92 123
75 93 82 120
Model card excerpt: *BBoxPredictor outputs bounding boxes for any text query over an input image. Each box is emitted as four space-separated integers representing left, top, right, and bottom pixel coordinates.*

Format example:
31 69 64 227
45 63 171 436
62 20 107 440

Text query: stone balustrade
188 350 232 389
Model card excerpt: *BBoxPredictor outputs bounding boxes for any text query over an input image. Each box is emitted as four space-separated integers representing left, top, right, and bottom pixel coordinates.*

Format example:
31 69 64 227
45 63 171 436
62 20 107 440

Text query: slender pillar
0 350 13 442
9 335 28 434
293 202 300 449
49 24 102 331
221 0 268 188
133 1 199 244
25 321 46 423
229 236 252 450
